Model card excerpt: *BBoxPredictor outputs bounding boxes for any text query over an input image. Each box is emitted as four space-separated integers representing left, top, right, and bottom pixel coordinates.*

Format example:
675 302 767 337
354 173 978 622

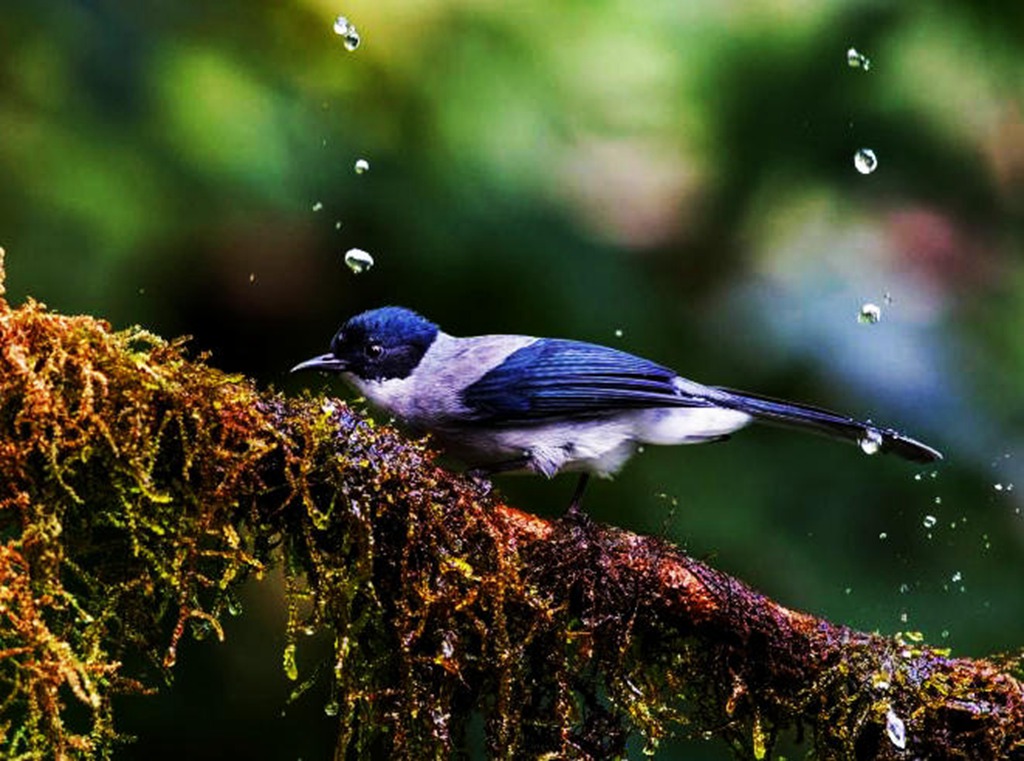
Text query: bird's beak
290 353 349 374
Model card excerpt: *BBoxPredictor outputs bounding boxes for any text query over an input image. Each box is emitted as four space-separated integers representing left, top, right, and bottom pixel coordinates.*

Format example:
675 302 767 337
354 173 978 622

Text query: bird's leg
466 457 531 479
466 457 532 497
566 473 590 516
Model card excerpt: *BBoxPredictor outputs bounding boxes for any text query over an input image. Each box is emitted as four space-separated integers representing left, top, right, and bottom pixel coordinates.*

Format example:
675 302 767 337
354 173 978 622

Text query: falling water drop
858 302 882 324
344 248 374 274
854 148 878 175
333 16 361 51
846 47 872 71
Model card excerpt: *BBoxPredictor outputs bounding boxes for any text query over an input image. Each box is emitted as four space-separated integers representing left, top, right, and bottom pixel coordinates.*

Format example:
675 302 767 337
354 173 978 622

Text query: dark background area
2 1 1023 758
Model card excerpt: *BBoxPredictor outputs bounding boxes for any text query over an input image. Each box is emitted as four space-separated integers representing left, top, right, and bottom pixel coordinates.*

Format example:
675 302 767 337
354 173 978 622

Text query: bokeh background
3 1 1023 758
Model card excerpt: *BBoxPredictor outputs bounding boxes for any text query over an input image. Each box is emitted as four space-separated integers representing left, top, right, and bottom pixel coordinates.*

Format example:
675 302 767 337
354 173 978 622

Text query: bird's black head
291 306 439 381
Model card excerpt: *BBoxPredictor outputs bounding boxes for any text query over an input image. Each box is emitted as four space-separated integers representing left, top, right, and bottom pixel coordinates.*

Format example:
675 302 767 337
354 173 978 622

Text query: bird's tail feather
712 387 942 464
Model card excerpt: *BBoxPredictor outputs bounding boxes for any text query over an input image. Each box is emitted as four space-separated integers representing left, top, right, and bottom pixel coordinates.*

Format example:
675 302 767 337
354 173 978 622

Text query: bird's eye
365 343 384 359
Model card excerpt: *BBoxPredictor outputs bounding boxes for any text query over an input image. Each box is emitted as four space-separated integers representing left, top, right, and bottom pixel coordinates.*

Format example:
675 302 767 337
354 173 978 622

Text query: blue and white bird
291 306 941 510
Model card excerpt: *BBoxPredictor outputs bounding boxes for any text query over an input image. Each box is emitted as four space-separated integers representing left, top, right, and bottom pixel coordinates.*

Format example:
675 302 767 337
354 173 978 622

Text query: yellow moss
0 278 281 756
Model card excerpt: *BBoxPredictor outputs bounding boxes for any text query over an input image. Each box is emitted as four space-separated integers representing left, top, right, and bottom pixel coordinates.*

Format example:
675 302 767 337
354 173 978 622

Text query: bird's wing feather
461 338 712 423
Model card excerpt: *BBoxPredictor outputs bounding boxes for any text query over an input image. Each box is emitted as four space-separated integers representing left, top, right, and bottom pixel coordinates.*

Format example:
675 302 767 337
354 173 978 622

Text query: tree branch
0 251 1020 759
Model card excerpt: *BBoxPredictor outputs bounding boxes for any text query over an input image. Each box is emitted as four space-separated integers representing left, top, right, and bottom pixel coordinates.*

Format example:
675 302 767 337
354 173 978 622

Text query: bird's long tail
712 387 942 464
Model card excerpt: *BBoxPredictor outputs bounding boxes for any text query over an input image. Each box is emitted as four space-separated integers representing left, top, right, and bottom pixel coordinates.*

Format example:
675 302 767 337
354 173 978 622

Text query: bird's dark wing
459 337 942 464
458 338 942 464
461 338 712 423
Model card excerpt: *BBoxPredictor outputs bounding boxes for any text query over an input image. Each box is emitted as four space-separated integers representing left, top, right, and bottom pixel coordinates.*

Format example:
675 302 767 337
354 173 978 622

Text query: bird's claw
466 468 494 497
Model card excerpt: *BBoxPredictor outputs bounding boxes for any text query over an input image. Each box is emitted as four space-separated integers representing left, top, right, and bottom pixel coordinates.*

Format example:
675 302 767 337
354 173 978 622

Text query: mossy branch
0 252 1021 759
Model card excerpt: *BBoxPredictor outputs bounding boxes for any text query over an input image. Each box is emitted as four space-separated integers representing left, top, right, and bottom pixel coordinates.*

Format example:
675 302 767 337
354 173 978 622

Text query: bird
291 306 941 512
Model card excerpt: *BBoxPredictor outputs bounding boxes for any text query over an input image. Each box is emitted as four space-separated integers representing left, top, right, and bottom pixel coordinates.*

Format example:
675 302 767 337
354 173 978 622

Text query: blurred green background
2 1 1023 758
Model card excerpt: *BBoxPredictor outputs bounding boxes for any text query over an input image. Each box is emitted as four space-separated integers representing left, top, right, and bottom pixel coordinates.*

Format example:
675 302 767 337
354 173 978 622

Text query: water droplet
846 47 872 71
885 708 906 749
951 570 962 583
859 428 883 455
844 586 852 595
923 515 937 529
898 582 909 594
312 201 323 212
334 220 342 230
854 148 878 175
994 483 1004 491
934 496 942 505
248 272 256 284
878 531 888 540
283 643 299 681
344 248 374 274
941 629 950 639
858 302 882 324
324 700 339 717
354 158 370 174
614 328 624 338
333 16 361 51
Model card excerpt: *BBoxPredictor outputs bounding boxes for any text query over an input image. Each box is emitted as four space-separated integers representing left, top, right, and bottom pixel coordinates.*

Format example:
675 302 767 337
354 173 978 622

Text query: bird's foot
564 473 591 518
466 468 494 497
